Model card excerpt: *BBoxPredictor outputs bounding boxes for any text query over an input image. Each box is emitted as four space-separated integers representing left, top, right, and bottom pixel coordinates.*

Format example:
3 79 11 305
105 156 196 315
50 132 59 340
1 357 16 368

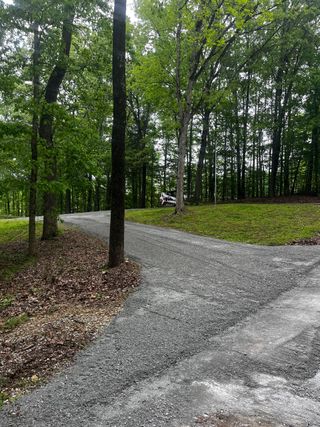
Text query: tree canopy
0 0 319 220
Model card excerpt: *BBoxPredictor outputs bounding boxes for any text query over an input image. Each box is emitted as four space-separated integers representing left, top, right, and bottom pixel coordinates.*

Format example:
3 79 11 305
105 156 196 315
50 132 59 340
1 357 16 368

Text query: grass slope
125 203 320 245
0 220 42 281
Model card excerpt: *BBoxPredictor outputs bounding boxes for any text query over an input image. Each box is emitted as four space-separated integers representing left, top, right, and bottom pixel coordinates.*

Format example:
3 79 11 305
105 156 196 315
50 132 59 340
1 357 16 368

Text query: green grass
0 391 9 409
0 219 40 244
0 219 42 280
125 203 320 245
0 295 15 312
1 313 29 331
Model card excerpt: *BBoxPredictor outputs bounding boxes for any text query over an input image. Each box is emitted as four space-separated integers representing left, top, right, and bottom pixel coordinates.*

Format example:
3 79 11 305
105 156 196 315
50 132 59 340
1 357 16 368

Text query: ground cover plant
0 221 140 407
125 203 320 245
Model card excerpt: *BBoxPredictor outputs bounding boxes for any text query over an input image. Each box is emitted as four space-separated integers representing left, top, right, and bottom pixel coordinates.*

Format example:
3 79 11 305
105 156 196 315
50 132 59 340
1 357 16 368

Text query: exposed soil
0 229 140 403
194 412 285 426
289 234 320 245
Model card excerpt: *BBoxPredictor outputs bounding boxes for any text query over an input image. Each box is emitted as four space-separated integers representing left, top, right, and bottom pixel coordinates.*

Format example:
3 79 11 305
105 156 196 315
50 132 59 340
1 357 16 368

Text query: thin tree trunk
94 179 100 211
187 119 193 200
241 71 251 199
163 140 168 193
108 0 126 267
140 163 147 208
28 23 40 255
234 104 242 199
87 174 93 211
291 157 301 195
222 127 228 201
65 189 71 213
194 109 210 204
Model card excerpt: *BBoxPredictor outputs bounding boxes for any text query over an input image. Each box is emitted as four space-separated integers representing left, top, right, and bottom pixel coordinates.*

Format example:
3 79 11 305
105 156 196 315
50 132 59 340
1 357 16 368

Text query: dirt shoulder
0 228 140 405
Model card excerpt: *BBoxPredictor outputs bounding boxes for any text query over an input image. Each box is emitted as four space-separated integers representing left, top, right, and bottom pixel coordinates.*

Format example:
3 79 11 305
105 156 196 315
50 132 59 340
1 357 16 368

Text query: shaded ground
0 229 139 404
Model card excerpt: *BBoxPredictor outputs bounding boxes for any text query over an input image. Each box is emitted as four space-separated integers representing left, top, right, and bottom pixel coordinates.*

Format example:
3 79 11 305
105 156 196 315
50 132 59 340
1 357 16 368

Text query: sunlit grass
125 203 320 245
0 220 42 280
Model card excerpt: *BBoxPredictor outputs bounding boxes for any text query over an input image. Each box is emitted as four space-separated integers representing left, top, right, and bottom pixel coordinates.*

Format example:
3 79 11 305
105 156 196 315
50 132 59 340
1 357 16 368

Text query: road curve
1 211 320 426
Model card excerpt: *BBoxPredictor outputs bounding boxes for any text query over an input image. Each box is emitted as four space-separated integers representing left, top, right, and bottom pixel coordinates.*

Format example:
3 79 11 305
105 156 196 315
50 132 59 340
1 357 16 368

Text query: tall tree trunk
187 119 193 200
176 110 190 213
291 157 301 195
241 71 251 199
87 174 93 211
108 0 126 267
41 7 74 240
234 104 242 199
163 140 168 193
229 125 236 200
140 163 147 208
106 171 111 209
194 109 210 204
174 6 200 213
222 127 228 201
28 23 41 255
270 57 297 196
94 179 100 211
65 189 71 213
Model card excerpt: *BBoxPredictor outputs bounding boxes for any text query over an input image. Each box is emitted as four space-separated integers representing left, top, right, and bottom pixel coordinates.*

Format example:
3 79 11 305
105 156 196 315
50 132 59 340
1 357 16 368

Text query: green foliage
1 0 320 217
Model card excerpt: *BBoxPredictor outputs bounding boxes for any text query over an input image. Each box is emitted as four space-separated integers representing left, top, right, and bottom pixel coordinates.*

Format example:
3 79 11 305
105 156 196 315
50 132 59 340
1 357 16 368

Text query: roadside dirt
0 229 140 404
238 195 320 204
194 412 285 426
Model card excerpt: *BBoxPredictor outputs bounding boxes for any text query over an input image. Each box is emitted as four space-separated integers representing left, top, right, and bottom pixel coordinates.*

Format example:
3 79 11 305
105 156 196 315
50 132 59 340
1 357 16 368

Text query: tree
108 0 126 267
41 4 74 240
28 22 40 255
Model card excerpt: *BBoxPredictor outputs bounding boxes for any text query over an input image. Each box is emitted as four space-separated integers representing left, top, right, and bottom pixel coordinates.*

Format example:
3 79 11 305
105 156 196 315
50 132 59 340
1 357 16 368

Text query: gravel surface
1 210 320 426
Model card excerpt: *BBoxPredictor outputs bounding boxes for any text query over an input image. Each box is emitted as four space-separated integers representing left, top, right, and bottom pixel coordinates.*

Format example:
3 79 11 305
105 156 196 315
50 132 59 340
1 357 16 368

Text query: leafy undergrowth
0 229 140 407
126 203 320 245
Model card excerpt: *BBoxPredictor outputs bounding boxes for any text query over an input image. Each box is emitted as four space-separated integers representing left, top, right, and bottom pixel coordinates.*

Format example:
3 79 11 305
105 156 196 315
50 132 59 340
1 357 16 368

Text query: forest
1 0 320 217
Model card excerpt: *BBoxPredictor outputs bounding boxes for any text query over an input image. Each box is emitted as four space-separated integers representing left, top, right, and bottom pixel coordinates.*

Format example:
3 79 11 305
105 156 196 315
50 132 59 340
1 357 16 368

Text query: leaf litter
0 229 140 404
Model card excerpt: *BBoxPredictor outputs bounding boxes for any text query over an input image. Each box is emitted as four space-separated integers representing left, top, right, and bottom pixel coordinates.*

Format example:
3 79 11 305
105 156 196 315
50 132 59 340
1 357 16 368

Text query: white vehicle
160 192 176 206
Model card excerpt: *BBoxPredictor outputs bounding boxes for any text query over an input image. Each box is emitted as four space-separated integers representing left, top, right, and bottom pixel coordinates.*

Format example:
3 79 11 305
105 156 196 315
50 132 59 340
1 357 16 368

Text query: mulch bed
0 229 140 403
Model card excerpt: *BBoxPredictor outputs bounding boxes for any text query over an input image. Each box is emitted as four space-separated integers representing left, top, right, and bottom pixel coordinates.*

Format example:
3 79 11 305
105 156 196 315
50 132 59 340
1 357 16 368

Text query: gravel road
1 211 320 426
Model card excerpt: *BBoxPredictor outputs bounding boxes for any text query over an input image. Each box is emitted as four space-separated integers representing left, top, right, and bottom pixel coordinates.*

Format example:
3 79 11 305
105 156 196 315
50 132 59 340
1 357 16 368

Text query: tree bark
94 179 101 211
28 23 41 255
108 0 126 267
65 189 71 213
140 163 147 208
41 7 74 239
187 119 193 200
241 71 251 199
194 109 210 204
